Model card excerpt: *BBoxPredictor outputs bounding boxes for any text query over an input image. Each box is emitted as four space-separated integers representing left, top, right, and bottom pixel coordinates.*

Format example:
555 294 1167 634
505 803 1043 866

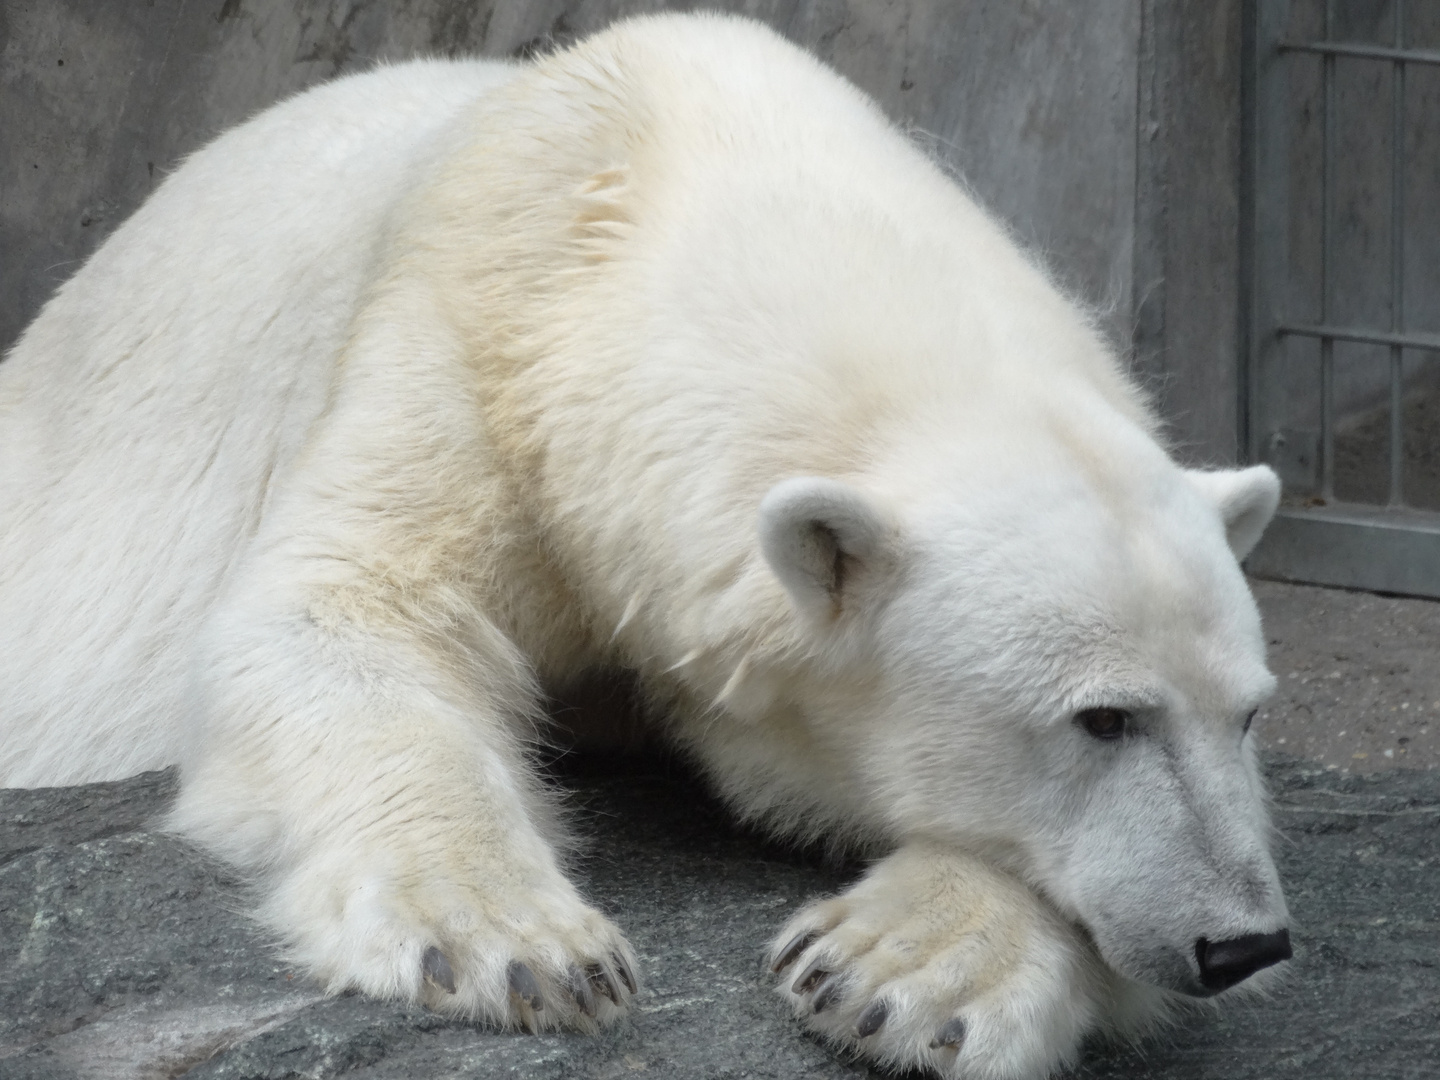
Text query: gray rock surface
1253 579 1440 772
2 751 1437 1080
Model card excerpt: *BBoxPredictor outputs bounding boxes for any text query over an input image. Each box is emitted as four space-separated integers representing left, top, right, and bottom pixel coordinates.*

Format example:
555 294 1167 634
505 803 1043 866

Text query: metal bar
1247 505 1440 600
1390 345 1404 503
1320 0 1335 501
1320 338 1335 499
1390 338 1405 503
1388 1 1406 506
1277 323 1440 351
1278 40 1440 67
1244 0 1293 468
1239 2 1258 464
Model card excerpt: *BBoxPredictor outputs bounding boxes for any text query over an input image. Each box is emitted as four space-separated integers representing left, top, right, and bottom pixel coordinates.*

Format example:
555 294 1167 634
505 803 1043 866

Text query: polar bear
0 13 1289 1079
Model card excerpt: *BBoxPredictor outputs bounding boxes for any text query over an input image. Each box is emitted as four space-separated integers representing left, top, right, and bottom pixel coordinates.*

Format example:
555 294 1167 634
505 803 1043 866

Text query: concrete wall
1134 0 1246 462
0 0 1245 463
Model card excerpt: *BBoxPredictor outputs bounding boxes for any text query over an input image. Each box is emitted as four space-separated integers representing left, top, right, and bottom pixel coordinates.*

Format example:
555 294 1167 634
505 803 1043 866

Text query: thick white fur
0 15 1288 1078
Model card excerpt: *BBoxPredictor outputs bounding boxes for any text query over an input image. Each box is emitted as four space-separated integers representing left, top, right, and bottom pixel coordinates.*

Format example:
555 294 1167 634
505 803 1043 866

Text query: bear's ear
1186 465 1281 561
758 477 895 621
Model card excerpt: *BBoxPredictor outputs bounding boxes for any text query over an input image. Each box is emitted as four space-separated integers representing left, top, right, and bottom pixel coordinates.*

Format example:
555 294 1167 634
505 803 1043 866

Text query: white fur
0 14 1287 1078
1186 465 1283 559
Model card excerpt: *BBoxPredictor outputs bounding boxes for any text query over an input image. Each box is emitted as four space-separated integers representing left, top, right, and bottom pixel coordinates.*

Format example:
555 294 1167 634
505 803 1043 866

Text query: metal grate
1245 0 1440 597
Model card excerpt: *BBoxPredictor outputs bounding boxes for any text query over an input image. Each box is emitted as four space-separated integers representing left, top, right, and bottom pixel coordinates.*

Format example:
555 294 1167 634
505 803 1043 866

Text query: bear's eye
1075 707 1129 741
1242 708 1258 735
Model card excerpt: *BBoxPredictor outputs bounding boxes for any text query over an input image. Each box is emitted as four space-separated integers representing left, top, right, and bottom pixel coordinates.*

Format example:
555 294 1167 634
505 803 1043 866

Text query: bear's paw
259 851 638 1031
770 844 1110 1080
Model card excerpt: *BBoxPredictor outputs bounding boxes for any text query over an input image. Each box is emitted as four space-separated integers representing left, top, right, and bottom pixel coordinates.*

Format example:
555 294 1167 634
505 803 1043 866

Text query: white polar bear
0 13 1290 1079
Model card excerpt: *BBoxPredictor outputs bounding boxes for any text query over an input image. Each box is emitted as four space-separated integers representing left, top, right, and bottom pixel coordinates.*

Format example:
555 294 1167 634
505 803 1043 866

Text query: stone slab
1 753 1436 1080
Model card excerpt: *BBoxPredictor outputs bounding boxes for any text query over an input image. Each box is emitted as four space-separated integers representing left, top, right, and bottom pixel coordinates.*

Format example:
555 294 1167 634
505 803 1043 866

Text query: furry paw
261 848 637 1030
770 844 1113 1080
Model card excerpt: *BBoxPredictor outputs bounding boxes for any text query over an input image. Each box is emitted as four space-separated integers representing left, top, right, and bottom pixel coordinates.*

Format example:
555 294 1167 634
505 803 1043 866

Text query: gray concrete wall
1134 0 1246 463
0 0 1245 463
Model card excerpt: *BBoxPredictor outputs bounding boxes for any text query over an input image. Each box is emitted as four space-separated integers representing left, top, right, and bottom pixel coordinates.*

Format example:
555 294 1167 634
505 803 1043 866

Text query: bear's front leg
169 582 636 1029
771 844 1143 1080
156 266 641 1027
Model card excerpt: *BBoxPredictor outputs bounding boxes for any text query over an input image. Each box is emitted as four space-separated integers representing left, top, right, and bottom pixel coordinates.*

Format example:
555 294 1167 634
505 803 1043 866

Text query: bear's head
756 441 1289 1000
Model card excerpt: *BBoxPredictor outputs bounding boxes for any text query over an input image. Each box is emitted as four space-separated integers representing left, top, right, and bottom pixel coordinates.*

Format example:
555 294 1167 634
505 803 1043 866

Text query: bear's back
0 58 518 785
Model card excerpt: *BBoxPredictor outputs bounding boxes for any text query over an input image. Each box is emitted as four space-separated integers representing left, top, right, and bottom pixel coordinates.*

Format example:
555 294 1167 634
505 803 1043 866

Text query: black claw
811 974 843 1013
771 930 817 974
929 1017 967 1050
791 958 830 995
588 962 622 1004
422 946 456 994
855 999 888 1038
507 960 545 1011
612 951 638 995
569 965 597 1018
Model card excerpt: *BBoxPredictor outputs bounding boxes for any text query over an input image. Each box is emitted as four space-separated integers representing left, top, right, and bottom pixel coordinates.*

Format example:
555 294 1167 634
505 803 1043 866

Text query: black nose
1195 930 1292 992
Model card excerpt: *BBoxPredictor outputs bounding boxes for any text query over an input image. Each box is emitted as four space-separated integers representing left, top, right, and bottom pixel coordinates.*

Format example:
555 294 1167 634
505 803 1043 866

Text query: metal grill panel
1245 0 1440 597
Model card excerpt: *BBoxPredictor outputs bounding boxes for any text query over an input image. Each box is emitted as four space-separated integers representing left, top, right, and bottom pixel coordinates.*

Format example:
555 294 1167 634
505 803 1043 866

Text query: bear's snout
1193 929 1293 994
